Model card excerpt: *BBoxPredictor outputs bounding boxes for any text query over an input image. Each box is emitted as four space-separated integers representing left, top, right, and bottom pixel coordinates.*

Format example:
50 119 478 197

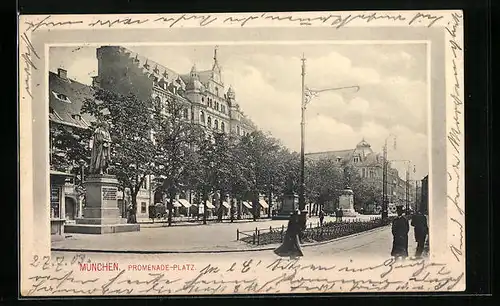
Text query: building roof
305 149 354 161
113 46 186 90
361 152 382 166
49 70 94 128
356 138 371 148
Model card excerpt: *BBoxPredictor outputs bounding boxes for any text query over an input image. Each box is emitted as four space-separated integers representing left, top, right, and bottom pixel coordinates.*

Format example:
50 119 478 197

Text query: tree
50 122 92 209
305 157 344 214
187 131 216 225
80 87 156 222
237 131 273 221
227 136 253 220
210 132 240 222
152 96 202 226
351 178 383 211
50 122 92 181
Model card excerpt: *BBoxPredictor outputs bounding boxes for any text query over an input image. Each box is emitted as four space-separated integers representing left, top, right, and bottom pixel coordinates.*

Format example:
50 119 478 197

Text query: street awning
259 200 269 208
222 201 230 209
172 201 182 208
203 201 215 209
242 201 252 209
177 199 192 208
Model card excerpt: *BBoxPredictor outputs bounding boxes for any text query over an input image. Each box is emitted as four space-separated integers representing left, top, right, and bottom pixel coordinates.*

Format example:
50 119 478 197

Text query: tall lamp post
382 135 396 220
299 54 360 222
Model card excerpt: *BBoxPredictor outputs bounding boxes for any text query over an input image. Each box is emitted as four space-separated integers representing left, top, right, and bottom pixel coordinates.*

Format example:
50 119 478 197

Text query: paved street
52 215 382 252
52 225 419 261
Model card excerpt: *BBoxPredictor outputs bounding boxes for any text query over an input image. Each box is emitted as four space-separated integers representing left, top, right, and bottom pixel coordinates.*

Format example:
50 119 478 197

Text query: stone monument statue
272 176 298 220
338 186 359 217
89 121 112 175
64 120 140 235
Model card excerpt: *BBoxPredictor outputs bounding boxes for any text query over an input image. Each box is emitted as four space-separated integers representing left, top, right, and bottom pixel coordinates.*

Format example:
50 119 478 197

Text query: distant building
306 139 414 210
49 68 93 225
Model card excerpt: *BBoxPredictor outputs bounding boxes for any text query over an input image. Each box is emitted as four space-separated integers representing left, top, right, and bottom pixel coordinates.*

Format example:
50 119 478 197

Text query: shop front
50 171 75 238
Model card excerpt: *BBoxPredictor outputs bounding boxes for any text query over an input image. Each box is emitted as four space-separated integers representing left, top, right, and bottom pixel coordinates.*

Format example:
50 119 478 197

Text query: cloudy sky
50 43 428 180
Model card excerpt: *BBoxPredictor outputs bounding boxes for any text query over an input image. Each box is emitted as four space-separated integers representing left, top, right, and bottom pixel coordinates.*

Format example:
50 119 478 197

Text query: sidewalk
137 217 278 228
51 215 385 253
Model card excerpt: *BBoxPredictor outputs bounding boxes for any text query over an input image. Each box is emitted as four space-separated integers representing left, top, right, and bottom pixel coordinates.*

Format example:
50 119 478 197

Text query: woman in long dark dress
274 210 304 258
391 205 409 258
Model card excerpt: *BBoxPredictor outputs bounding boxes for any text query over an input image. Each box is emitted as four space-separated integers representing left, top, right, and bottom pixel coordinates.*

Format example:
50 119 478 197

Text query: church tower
212 46 222 83
208 46 224 98
185 63 205 124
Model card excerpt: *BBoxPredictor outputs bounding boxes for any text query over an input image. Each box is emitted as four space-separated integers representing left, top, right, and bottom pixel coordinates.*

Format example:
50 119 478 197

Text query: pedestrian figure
273 209 304 258
338 208 344 222
127 204 136 224
217 205 223 222
411 209 429 258
319 209 325 227
335 208 340 222
391 205 409 259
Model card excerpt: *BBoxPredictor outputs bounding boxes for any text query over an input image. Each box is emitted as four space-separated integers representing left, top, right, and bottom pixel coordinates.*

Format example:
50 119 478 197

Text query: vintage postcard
18 10 464 296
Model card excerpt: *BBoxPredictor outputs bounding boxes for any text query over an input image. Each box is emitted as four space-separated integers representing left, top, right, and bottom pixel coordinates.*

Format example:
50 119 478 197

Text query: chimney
58 68 68 79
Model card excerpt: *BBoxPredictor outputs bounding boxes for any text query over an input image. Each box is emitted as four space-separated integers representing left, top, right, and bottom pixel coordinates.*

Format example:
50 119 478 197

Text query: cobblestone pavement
52 215 381 252
52 224 419 261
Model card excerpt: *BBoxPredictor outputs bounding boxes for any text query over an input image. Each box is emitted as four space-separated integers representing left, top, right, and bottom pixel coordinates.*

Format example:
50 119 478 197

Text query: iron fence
237 217 394 246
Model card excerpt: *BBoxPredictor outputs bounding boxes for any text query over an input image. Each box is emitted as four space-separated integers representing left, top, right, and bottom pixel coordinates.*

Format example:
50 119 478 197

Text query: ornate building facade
94 46 257 219
94 45 256 137
49 46 258 221
306 139 414 212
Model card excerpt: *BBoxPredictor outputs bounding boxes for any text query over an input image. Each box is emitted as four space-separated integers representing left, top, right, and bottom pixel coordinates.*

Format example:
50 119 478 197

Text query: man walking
391 205 409 259
411 209 429 258
319 209 325 227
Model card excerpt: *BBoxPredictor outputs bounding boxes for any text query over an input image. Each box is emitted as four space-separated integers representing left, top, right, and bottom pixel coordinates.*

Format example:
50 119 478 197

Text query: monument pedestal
272 194 298 220
65 175 140 234
339 187 359 217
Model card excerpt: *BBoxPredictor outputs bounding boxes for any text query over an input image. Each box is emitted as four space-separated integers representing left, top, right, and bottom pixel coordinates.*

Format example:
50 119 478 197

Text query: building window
191 110 194 120
207 117 212 127
215 87 219 96
141 202 147 213
183 108 188 119
154 96 161 110
141 177 147 190
362 168 366 177
50 186 60 218
216 102 219 111
202 97 205 103
221 122 225 132
354 156 359 163
214 119 218 130
52 91 72 103
200 111 205 123
221 105 226 113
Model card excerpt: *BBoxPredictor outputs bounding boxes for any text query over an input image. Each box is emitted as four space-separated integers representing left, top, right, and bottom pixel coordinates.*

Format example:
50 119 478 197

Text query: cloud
219 48 428 179
49 47 98 85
